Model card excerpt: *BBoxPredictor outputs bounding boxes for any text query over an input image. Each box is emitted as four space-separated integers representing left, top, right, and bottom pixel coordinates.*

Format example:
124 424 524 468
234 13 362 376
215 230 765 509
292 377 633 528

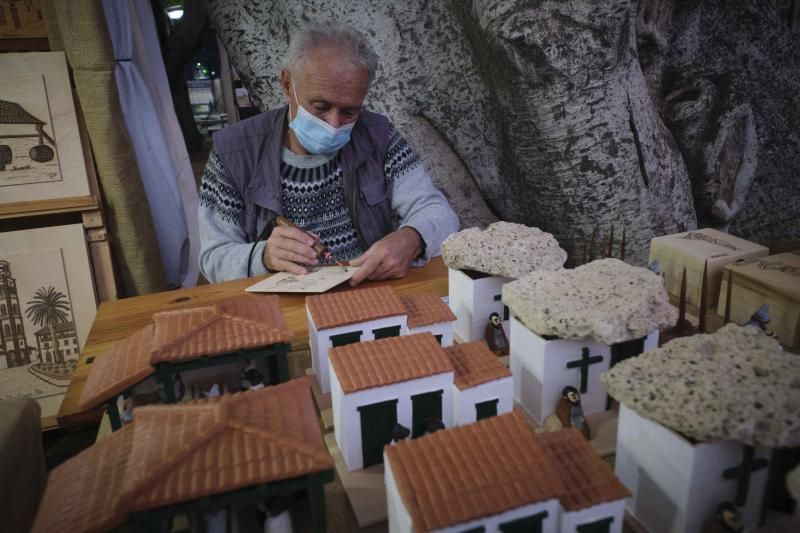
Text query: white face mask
289 82 355 154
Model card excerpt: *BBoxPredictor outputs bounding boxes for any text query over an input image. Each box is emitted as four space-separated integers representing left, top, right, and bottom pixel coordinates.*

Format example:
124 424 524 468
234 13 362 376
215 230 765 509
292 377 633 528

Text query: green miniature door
577 517 614 533
411 390 443 437
358 399 398 468
498 510 548 533
475 399 498 421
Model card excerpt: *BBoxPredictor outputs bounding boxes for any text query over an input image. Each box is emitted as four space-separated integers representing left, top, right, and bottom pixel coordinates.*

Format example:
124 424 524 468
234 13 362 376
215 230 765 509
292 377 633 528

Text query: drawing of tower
0 260 33 368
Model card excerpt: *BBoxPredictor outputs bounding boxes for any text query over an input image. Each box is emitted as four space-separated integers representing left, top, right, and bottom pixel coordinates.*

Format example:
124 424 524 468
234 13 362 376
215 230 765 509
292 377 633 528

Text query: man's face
490 314 501 327
282 47 369 129
566 391 580 405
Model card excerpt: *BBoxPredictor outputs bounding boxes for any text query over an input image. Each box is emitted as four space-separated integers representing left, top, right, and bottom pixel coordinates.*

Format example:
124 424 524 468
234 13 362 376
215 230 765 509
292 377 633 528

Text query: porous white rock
601 324 800 448
502 258 677 345
441 222 567 278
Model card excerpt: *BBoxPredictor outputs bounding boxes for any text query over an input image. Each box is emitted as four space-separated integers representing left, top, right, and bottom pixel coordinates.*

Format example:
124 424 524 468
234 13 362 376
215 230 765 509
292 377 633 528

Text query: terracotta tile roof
385 411 566 531
536 429 631 511
79 297 292 409
78 324 156 410
306 286 407 330
150 296 292 363
329 333 453 393
32 379 332 533
445 341 512 390
31 423 135 533
401 293 456 328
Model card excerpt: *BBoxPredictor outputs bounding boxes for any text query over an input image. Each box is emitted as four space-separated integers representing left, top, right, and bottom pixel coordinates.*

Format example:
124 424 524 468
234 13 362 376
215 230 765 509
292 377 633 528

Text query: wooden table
57 257 449 428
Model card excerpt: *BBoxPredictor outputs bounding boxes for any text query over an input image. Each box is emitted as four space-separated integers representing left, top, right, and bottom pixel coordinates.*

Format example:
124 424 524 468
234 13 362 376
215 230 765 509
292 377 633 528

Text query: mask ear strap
290 80 300 121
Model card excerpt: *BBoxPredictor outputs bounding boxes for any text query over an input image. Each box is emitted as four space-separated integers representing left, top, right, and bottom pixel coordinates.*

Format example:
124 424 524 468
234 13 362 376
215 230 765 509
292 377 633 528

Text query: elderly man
199 23 459 284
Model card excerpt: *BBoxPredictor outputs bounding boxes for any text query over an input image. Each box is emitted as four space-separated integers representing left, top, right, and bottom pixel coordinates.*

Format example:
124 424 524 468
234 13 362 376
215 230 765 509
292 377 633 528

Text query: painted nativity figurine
546 385 591 440
484 311 509 356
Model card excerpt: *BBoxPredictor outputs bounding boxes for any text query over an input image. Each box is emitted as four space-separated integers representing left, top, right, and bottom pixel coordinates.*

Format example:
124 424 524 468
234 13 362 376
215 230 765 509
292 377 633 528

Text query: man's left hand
349 227 423 286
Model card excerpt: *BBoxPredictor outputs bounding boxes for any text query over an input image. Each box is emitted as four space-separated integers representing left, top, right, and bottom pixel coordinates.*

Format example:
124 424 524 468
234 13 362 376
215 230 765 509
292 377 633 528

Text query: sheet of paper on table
245 265 359 293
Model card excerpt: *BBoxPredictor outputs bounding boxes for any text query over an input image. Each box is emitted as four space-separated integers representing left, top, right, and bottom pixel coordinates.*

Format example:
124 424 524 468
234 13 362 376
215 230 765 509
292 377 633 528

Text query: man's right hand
263 225 319 275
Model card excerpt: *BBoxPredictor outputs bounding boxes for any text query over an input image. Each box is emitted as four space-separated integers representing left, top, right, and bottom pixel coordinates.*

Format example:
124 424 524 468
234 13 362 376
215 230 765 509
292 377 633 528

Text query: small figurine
555 386 591 440
242 365 266 391
262 496 293 533
746 304 776 338
424 418 445 436
703 502 743 533
484 312 509 356
391 424 411 444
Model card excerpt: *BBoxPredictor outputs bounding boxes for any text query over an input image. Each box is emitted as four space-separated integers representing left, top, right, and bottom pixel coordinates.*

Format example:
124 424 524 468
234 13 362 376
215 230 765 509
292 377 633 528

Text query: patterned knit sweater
198 124 459 282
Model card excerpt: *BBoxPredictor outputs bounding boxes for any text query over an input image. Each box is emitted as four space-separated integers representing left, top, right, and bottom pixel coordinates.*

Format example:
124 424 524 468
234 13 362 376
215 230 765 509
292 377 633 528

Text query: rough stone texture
502 258 677 344
209 0 799 264
441 222 567 278
601 324 800 448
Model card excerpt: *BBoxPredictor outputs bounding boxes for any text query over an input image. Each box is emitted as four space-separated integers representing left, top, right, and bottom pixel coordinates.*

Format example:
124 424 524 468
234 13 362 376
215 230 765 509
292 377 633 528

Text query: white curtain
103 0 200 289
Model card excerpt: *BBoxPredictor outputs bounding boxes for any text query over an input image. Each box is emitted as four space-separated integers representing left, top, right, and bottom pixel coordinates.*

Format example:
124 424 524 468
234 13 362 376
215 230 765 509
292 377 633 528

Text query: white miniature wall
560 499 626 533
509 316 612 424
408 320 455 347
307 307 408 393
615 404 770 533
452 377 513 426
385 454 561 533
448 268 512 342
331 367 454 472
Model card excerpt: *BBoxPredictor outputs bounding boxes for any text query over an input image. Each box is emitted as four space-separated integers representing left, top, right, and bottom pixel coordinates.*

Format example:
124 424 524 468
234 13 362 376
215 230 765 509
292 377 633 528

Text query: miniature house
32 379 335 533
401 293 456 345
448 267 513 342
306 286 455 394
445 340 513 425
329 333 455 471
78 296 293 429
509 314 659 424
615 404 772 533
385 412 630 533
649 228 769 309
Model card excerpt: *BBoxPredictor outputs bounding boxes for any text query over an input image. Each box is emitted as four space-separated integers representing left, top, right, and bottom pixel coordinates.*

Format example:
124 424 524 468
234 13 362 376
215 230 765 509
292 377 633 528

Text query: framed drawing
0 224 97 427
0 1 48 40
0 52 91 206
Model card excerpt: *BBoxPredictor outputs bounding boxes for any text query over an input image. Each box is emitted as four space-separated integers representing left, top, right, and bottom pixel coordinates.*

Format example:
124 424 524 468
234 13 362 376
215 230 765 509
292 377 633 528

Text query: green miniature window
493 294 501 301
331 330 362 347
435 334 443 345
499 510 548 533
503 305 510 321
373 325 401 340
459 527 485 533
577 516 614 533
411 389 443 438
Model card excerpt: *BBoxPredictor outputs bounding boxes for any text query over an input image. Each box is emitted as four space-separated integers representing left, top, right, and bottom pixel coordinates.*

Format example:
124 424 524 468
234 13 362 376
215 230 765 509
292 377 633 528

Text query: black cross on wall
566 347 604 394
723 445 769 507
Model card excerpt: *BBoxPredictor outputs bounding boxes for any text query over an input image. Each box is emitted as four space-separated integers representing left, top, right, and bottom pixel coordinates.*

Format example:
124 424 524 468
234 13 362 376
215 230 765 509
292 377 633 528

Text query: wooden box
717 251 800 348
649 228 768 310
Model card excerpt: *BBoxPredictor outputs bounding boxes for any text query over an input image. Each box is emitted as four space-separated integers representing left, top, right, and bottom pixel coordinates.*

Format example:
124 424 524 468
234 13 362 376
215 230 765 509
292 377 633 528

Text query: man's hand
349 227 423 286
263 225 320 275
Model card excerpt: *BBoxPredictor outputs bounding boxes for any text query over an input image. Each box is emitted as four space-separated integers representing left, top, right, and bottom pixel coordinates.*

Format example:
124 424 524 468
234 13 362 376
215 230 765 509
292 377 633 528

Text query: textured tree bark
208 0 799 264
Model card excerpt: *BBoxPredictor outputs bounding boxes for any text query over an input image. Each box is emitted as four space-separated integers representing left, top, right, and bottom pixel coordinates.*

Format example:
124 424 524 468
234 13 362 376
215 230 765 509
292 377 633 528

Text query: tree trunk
47 323 62 364
208 0 799 261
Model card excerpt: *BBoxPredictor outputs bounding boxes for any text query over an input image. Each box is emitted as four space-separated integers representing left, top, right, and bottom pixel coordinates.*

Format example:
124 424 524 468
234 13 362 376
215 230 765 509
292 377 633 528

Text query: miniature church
441 222 567 343
327 332 512 471
78 295 293 429
502 258 676 425
305 285 456 393
602 324 799 533
385 411 630 533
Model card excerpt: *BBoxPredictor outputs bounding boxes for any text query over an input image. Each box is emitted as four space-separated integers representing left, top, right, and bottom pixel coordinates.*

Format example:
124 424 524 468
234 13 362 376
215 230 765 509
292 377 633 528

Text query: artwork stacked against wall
0 225 97 424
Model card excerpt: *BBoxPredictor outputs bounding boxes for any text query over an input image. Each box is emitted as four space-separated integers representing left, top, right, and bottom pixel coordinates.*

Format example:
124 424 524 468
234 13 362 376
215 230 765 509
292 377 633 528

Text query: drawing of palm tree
25 286 71 364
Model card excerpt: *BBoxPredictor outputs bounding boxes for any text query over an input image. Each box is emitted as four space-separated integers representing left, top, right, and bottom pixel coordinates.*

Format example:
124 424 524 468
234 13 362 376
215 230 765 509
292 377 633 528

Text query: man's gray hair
283 23 379 85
